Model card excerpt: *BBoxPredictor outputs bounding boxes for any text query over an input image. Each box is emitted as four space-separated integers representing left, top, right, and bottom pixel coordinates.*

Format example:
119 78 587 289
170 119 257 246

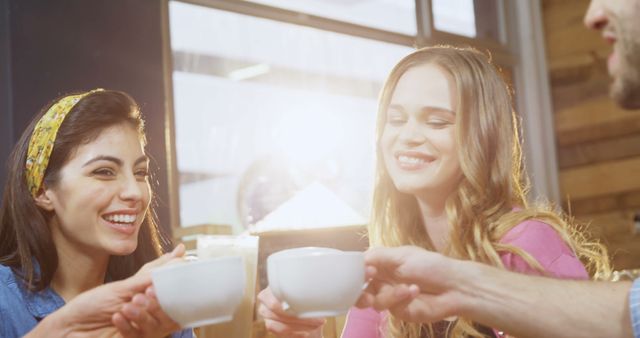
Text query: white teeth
398 155 427 165
105 214 136 223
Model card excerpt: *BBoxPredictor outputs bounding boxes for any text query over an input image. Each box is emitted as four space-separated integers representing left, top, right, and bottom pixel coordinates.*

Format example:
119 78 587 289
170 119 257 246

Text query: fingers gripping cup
267 247 365 318
151 256 246 328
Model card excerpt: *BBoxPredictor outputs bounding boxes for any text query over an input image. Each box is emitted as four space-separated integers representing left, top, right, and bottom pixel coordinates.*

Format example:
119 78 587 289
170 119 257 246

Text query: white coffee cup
267 247 365 318
151 256 246 328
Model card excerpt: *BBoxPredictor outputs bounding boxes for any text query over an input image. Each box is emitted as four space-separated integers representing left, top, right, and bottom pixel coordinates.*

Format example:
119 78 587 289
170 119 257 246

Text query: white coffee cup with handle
152 256 246 328
267 247 365 318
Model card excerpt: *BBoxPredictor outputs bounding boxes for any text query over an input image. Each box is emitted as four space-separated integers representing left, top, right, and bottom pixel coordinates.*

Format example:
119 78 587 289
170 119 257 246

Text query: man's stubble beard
610 19 640 109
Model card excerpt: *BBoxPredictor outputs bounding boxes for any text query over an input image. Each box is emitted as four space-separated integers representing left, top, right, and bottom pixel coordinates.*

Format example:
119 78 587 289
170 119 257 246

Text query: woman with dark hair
0 89 191 337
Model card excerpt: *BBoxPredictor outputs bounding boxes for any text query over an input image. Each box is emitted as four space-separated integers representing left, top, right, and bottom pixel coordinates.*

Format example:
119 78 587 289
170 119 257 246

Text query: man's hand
356 246 466 323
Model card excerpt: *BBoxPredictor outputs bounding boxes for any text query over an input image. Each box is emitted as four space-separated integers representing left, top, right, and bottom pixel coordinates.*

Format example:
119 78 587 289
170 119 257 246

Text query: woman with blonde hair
257 45 609 338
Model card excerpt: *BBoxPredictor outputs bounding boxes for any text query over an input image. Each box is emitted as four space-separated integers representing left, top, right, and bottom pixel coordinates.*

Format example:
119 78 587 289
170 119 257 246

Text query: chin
110 241 139 256
394 182 433 195
611 79 640 109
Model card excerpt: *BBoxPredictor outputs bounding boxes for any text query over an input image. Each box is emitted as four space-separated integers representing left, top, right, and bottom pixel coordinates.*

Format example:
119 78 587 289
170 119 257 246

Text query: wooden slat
575 210 635 239
560 157 640 200
605 238 640 270
548 54 596 86
557 116 640 146
558 134 640 168
542 0 608 62
571 210 636 271
566 189 640 215
550 69 610 113
556 95 640 129
555 95 640 134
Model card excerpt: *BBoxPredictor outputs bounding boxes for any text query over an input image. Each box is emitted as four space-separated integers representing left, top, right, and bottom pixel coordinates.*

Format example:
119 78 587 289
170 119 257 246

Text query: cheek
86 187 117 207
379 132 393 155
431 130 457 152
141 183 152 207
435 132 460 168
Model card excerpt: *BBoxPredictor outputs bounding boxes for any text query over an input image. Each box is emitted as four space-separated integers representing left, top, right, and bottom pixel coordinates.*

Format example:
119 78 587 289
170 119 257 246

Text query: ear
34 187 55 211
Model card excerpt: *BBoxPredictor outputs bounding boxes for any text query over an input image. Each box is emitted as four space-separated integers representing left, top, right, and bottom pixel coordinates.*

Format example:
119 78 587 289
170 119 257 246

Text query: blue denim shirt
0 264 192 338
631 278 640 338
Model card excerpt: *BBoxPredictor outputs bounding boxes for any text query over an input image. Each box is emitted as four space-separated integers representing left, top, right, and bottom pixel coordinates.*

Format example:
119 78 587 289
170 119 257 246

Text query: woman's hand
113 244 186 338
135 244 186 277
26 272 154 338
257 287 325 338
113 287 181 338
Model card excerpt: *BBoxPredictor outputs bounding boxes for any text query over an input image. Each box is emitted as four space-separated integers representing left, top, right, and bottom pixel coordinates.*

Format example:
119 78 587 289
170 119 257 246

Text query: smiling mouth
395 152 435 170
103 214 137 224
399 155 427 165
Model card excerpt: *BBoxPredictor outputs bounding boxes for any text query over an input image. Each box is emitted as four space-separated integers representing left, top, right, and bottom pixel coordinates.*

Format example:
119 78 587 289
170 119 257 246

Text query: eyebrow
387 104 455 115
82 155 149 167
421 106 455 115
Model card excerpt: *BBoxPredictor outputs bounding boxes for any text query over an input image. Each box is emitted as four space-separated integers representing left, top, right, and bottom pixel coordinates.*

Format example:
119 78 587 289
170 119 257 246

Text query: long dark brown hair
0 90 172 290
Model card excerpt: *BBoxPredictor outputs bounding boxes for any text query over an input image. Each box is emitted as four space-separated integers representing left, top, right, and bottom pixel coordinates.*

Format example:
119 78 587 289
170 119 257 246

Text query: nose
119 173 144 202
584 0 607 30
399 119 426 145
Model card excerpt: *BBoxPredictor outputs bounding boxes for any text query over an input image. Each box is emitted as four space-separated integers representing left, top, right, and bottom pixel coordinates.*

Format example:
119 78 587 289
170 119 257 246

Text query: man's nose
584 0 607 31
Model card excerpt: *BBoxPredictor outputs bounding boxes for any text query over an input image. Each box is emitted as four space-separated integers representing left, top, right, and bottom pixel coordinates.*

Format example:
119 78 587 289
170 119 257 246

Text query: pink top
342 219 589 338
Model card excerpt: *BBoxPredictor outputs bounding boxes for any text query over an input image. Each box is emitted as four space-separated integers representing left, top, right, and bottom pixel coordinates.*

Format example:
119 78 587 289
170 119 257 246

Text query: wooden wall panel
559 157 640 200
543 0 640 270
558 133 640 168
555 96 640 145
550 66 609 113
557 114 640 146
542 0 607 62
567 190 640 215
606 239 640 270
576 211 634 239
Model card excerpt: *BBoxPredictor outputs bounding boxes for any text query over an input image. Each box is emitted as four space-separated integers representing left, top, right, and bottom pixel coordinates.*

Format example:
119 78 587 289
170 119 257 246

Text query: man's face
585 0 640 109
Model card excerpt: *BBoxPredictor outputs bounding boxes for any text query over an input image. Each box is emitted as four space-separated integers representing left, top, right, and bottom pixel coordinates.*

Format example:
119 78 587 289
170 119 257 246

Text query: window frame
161 0 559 229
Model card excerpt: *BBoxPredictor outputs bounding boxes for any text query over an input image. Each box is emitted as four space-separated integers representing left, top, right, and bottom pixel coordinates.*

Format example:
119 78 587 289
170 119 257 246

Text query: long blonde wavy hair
368 46 610 338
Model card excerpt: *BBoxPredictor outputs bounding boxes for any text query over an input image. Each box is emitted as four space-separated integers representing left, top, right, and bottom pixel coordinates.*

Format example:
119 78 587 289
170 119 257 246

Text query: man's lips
602 31 619 74
603 31 616 45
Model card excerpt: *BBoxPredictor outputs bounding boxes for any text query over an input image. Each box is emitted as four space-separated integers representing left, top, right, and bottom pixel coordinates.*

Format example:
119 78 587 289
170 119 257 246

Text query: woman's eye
426 119 450 128
135 169 149 179
93 168 115 176
387 116 406 126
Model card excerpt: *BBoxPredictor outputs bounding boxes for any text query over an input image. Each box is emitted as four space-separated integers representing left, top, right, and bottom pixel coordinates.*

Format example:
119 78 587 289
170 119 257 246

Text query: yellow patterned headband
25 89 104 197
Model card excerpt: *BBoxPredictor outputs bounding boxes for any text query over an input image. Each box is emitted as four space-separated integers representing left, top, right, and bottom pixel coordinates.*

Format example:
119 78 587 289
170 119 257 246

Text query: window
432 0 504 43
246 0 417 35
166 0 557 232
169 1 413 232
